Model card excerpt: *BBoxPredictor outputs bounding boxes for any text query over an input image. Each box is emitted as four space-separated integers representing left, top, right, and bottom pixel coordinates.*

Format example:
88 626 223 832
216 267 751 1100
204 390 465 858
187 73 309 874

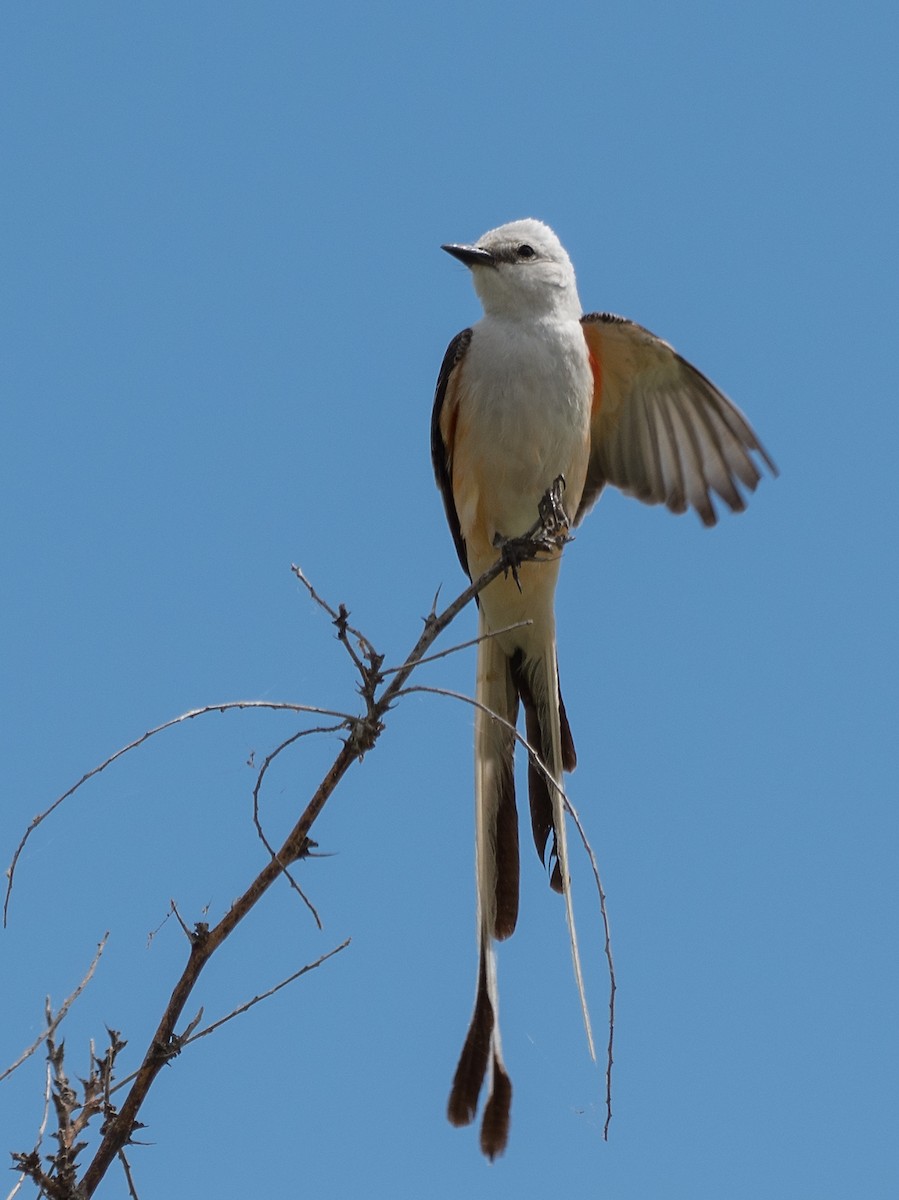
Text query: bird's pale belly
454 384 591 573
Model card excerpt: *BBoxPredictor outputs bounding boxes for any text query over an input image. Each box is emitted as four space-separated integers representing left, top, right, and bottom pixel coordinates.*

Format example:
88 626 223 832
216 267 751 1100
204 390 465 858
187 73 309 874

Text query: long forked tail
447 616 593 1158
447 612 519 1158
447 938 513 1158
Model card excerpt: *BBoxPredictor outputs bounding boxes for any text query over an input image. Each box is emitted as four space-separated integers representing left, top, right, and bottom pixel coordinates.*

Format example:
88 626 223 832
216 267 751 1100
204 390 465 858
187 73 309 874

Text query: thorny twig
10 1012 130 1199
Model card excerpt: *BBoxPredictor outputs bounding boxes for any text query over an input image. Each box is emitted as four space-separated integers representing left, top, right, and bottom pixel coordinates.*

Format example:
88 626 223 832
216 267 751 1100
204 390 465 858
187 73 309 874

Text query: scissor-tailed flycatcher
431 218 775 1159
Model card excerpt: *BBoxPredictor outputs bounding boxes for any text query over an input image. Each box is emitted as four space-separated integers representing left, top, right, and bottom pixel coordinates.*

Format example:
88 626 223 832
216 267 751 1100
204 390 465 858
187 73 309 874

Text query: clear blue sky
2 3 896 1197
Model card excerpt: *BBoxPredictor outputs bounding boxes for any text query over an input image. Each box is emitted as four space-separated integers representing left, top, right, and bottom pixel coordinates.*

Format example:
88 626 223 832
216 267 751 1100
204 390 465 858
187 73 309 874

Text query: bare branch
103 939 351 1106
118 1149 141 1200
292 564 357 630
5 1060 52 1200
79 514 564 1194
1 934 108 1083
565 796 617 1140
250 724 347 931
8 484 571 1195
292 565 381 680
146 906 176 949
183 938 351 1045
169 900 193 941
378 619 533 676
4 701 354 925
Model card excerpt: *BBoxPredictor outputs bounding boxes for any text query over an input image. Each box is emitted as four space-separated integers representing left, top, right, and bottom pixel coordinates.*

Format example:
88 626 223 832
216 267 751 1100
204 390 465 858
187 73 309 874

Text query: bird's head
442 219 581 321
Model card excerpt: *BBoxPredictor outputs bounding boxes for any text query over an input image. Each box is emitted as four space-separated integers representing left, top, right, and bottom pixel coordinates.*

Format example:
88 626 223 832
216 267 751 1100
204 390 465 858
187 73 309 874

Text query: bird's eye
517 244 536 259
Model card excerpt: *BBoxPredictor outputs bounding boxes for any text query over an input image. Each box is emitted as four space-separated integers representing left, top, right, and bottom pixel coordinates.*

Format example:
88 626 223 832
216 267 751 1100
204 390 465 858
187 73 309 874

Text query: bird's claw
493 477 571 591
539 475 570 538
494 532 531 591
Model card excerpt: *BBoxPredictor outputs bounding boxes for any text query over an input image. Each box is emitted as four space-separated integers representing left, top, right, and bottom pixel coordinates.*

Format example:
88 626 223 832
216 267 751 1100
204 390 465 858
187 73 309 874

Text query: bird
431 218 775 1159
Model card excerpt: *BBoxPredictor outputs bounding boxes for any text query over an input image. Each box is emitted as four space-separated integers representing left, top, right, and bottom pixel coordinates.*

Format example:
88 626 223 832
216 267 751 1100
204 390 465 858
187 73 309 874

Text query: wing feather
578 313 776 526
431 328 473 575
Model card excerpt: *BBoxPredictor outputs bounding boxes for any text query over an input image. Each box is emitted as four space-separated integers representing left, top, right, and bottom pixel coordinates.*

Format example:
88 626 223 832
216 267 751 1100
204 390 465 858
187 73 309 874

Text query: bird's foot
493 477 572 590
493 532 532 591
538 475 570 540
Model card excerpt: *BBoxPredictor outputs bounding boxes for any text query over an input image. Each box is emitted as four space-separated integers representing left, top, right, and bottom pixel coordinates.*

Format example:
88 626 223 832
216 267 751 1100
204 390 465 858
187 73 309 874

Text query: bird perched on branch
431 218 776 1159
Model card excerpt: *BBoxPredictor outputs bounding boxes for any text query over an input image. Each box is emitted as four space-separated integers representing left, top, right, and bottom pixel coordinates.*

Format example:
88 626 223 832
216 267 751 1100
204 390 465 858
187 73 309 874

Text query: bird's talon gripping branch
345 715 383 760
491 530 526 590
492 478 572 588
539 474 569 537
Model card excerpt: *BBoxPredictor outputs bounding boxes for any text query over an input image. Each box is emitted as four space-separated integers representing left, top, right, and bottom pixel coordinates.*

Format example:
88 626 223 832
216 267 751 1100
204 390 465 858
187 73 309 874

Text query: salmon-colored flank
586 339 603 416
441 389 459 463
444 393 488 568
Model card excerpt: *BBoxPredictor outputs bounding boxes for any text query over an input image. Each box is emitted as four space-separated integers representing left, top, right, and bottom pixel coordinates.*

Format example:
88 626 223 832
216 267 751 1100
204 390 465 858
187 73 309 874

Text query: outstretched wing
431 327 473 575
578 313 777 527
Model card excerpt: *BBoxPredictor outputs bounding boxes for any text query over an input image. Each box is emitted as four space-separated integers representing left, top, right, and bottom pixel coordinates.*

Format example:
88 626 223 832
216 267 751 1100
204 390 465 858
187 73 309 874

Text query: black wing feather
431 328 473 577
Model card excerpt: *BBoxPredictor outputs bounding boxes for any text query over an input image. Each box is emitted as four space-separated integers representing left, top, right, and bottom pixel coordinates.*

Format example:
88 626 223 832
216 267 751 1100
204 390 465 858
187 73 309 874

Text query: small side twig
566 796 616 1140
106 940 351 1100
117 1149 140 1200
250 724 347 930
182 938 351 1045
293 568 384 693
4 701 355 926
1 934 109 1084
169 901 193 941
378 619 533 677
5 1060 52 1200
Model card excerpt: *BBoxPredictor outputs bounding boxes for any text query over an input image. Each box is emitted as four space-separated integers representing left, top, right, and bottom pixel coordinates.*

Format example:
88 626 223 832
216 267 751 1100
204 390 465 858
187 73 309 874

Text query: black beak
441 243 496 268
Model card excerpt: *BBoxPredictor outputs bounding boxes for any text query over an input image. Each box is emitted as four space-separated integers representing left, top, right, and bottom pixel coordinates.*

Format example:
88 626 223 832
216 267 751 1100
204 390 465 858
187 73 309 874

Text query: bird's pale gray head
442 219 581 320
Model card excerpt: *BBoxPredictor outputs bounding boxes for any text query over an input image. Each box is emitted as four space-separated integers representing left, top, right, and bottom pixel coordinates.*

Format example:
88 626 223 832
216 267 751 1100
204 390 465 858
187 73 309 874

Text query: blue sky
2 2 897 1197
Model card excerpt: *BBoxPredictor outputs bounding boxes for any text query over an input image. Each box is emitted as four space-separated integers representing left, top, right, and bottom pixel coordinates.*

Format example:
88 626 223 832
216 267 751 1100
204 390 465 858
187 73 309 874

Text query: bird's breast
452 318 593 567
